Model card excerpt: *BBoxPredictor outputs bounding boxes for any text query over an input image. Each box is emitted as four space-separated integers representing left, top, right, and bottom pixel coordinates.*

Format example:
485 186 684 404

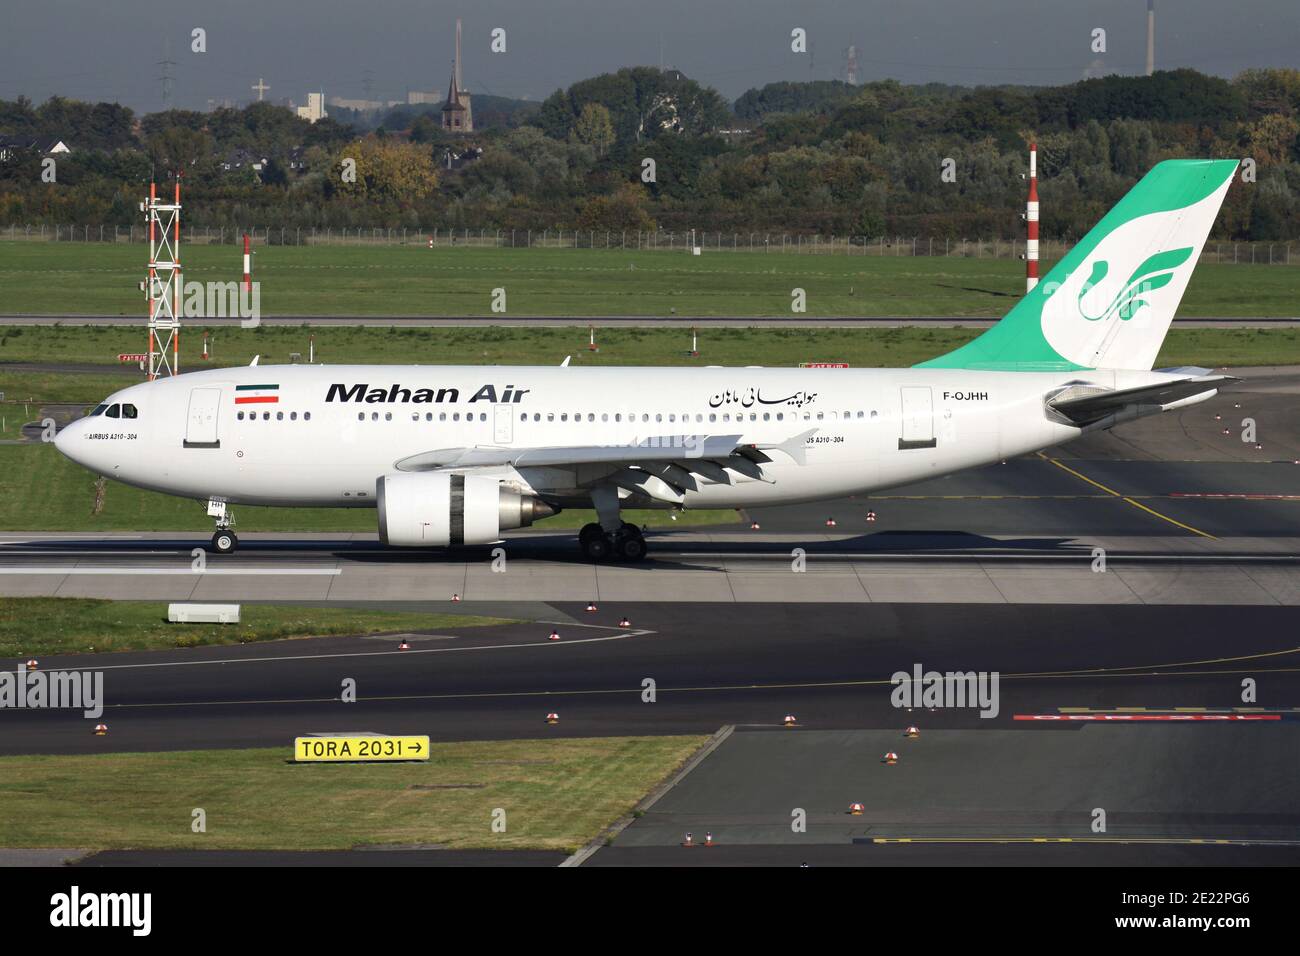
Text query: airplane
55 158 1240 561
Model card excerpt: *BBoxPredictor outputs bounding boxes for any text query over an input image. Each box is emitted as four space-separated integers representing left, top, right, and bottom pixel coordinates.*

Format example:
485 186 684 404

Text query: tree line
1 67 1298 240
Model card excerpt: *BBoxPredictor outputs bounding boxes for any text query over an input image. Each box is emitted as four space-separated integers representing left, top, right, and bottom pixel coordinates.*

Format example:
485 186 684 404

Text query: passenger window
291 412 298 421
358 412 364 421
237 411 245 421
304 412 311 421
277 411 284 421
263 412 270 420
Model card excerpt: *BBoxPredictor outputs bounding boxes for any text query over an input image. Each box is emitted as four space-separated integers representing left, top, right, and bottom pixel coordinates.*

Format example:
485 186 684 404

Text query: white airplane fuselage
54 362 1168 513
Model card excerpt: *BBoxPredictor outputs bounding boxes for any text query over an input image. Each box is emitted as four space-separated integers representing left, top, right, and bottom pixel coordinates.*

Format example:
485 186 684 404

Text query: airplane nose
53 419 81 459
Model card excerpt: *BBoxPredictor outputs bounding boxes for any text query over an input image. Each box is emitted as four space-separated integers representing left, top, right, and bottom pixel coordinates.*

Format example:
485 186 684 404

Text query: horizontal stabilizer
1046 374 1234 426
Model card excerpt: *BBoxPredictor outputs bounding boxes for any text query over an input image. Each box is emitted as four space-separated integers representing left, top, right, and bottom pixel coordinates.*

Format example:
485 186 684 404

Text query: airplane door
183 388 222 448
493 404 513 444
898 386 936 449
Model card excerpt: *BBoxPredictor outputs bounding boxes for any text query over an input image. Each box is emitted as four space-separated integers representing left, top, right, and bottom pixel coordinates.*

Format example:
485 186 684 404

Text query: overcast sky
2 0 1298 113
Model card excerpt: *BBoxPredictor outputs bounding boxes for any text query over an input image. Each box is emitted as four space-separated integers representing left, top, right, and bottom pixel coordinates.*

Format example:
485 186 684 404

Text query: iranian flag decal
235 384 280 404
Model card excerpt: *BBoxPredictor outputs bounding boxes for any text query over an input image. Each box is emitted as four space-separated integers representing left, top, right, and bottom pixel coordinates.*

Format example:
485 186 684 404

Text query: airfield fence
3 223 1295 265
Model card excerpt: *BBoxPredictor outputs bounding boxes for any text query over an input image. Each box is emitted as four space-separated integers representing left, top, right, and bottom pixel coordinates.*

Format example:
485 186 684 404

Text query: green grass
0 444 736 532
0 598 508 657
1 242 1298 317
6 324 1300 372
0 736 707 851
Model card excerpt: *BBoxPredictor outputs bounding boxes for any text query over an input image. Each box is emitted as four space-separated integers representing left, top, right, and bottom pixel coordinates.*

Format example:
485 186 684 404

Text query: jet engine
377 473 556 547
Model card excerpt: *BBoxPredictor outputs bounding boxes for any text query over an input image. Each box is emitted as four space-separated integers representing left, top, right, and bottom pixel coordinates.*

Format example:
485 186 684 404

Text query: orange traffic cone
93 723 108 736
783 714 798 727
682 832 695 847
848 802 865 815
585 601 598 613
882 752 899 765
25 659 38 671
548 629 561 641
704 831 715 847
904 726 919 738
398 640 411 650
545 712 559 725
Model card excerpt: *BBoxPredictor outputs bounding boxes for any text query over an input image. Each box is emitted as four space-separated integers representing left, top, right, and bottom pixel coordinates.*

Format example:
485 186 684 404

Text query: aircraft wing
1046 372 1235 426
392 430 818 500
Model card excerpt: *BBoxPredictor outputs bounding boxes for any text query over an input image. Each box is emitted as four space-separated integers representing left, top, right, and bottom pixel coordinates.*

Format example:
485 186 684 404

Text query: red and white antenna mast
143 177 182 379
1025 143 1039 293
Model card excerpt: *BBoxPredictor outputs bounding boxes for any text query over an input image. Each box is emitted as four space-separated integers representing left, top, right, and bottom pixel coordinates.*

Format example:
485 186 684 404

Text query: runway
4 601 1299 754
3 602 1297 863
4 446 1298 604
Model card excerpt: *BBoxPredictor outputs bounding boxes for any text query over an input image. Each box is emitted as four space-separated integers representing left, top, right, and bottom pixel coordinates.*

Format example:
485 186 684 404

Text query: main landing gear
207 498 238 554
579 522 647 562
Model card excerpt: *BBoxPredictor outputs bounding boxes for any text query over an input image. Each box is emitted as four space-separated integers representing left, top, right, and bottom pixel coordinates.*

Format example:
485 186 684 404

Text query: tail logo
1077 246 1194 322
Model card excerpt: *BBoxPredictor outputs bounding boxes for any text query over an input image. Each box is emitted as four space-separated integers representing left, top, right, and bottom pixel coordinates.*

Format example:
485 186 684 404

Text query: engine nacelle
376 473 555 547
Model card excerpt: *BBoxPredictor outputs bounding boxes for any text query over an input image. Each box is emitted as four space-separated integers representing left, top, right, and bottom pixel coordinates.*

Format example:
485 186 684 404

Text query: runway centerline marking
1035 452 1217 539
41 624 654 672
86 647 1300 711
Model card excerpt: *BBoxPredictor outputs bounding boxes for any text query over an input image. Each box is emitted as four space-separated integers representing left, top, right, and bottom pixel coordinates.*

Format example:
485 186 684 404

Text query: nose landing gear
211 529 238 554
206 498 238 554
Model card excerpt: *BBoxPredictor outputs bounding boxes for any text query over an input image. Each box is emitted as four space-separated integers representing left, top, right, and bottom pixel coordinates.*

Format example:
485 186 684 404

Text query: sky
1 0 1298 113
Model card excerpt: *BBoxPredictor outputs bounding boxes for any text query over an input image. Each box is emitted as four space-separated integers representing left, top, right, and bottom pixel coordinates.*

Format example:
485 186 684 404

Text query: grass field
0 736 706 851
0 598 507 657
5 324 1300 375
1 242 1298 317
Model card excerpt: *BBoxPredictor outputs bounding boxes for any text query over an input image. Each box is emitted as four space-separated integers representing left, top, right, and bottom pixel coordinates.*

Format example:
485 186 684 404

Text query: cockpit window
121 404 138 419
89 404 108 417
105 404 121 419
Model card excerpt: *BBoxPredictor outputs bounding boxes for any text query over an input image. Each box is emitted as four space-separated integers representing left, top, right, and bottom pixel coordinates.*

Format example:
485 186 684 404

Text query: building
440 19 473 133
295 92 327 123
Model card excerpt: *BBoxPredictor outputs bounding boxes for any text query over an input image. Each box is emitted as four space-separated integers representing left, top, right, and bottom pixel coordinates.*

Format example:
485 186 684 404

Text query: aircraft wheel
615 533 647 562
211 530 238 554
581 533 612 561
579 522 605 544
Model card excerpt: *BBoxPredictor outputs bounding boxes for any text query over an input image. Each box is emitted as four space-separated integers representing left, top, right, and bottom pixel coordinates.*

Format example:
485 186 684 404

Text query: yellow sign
294 735 430 762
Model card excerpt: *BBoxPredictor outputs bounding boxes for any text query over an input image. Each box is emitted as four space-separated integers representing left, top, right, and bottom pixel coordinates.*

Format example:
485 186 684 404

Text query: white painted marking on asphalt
0 567 341 575
44 628 653 672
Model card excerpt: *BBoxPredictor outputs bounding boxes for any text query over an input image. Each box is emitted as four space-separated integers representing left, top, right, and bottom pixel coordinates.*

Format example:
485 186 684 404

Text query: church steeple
440 18 472 132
